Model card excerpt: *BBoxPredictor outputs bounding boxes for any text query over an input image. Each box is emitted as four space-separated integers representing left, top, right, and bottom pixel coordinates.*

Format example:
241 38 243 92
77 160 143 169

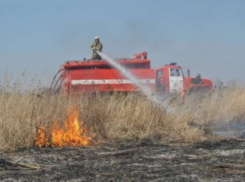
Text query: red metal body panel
63 59 151 69
63 69 155 92
61 56 155 93
183 77 213 91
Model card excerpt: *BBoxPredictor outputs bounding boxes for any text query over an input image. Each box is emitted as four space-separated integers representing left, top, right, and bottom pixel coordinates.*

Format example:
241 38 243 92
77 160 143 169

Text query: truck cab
155 63 212 95
156 63 184 94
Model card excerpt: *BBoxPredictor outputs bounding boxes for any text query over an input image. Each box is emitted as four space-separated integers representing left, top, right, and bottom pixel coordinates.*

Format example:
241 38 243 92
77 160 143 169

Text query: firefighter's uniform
91 37 103 60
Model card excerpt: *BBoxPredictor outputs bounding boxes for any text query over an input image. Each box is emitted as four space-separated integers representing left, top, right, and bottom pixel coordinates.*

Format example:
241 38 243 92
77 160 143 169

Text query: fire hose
51 68 67 94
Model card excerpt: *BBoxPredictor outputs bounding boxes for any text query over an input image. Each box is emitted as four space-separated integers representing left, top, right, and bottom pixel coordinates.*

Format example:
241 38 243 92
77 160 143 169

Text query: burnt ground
0 139 245 182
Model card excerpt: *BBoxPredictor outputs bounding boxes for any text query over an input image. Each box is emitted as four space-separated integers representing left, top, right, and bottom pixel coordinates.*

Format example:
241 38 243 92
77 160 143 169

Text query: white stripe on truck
71 79 155 85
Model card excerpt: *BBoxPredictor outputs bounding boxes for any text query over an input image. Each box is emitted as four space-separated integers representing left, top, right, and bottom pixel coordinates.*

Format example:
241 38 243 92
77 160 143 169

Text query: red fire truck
52 52 212 95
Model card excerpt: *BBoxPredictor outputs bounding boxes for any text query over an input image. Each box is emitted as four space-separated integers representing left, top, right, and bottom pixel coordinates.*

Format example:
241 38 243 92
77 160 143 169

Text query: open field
1 79 245 181
1 81 245 151
1 139 245 181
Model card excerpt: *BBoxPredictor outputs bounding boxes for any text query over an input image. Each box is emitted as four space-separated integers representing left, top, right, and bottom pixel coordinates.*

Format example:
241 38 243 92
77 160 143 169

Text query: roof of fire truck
156 62 182 71
62 52 151 69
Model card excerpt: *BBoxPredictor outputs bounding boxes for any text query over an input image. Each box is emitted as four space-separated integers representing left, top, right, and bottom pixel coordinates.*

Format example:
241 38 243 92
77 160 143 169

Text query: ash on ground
1 139 245 182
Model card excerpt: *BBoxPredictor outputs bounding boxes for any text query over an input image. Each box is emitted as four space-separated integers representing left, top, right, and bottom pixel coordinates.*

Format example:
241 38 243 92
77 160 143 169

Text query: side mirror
187 69 190 77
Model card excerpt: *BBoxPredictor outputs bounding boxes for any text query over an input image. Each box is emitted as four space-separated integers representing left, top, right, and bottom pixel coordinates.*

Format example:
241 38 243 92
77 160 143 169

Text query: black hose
52 71 67 92
51 69 64 89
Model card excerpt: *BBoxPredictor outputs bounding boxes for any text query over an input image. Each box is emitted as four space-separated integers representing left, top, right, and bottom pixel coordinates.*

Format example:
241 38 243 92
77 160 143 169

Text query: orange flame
35 108 95 147
35 126 48 148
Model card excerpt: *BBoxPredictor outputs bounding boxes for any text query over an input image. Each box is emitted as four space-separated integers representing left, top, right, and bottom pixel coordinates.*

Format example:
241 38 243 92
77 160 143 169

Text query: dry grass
1 77 245 151
182 86 245 125
79 94 203 143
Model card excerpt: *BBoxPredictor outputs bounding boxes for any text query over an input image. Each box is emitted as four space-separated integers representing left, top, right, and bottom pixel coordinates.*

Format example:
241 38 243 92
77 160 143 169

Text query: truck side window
170 69 181 76
157 70 164 77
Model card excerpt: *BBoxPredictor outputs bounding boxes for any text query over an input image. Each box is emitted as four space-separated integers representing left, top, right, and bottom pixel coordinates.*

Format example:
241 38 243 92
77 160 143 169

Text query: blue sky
0 0 245 83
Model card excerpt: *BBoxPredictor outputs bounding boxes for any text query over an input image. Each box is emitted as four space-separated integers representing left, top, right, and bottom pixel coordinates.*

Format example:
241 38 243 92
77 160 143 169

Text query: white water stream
97 51 163 106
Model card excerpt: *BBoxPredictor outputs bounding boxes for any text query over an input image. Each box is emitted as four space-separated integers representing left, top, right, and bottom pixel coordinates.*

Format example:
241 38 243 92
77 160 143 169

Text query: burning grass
35 107 95 147
1 78 245 151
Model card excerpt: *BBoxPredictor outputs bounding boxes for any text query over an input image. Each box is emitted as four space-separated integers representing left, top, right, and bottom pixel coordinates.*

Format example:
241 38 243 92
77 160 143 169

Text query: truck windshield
170 68 181 76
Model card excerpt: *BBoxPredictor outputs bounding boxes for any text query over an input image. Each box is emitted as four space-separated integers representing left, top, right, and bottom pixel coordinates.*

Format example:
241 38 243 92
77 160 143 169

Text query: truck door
156 70 166 93
169 68 183 93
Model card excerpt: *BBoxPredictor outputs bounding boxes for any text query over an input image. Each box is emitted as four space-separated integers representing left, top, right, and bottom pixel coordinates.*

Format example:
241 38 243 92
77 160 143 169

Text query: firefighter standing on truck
91 36 103 60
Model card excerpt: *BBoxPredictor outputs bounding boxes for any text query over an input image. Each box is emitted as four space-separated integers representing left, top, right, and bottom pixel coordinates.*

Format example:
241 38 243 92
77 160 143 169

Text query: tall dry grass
182 86 245 125
0 79 70 151
1 77 245 151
